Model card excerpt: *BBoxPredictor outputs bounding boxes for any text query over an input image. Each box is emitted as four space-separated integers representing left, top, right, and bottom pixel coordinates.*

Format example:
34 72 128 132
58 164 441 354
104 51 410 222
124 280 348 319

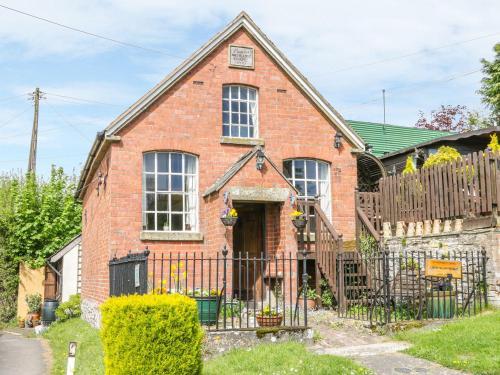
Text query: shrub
25 293 42 313
100 294 203 375
55 294 81 322
422 146 461 169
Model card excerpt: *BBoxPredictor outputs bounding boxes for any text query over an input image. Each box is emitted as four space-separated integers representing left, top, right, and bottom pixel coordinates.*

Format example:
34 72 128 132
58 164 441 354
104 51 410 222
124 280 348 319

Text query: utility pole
28 87 41 174
382 89 386 131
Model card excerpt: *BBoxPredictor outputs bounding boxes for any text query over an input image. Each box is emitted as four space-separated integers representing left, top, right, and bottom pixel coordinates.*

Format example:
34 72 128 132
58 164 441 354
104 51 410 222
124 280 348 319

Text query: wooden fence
357 151 500 229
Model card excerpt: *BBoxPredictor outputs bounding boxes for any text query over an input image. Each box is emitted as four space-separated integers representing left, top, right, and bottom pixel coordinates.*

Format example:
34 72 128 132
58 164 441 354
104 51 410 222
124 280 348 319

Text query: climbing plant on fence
0 167 81 322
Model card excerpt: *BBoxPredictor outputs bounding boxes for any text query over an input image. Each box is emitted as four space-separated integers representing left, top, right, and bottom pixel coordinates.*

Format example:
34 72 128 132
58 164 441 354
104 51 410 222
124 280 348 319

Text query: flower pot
256 314 283 327
426 291 455 319
292 218 307 229
298 297 316 310
221 216 238 227
194 296 220 325
18 319 25 328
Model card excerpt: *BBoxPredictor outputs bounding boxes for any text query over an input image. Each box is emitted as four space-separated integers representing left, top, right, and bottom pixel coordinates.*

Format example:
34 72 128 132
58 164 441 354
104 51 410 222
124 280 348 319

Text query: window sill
140 231 204 241
220 136 265 146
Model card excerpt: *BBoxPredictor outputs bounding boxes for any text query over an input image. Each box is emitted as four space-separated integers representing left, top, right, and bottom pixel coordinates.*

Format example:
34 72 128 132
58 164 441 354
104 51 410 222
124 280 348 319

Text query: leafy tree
0 174 21 322
6 167 82 268
478 43 500 122
415 105 470 132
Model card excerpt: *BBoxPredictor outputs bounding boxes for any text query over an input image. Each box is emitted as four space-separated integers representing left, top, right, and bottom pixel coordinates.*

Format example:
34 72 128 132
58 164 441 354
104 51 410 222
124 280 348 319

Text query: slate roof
203 146 297 197
348 120 452 158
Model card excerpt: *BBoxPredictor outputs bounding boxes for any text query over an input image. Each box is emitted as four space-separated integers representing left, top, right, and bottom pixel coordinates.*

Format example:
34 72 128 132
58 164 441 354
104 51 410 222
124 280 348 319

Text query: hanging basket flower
221 208 238 227
290 210 307 229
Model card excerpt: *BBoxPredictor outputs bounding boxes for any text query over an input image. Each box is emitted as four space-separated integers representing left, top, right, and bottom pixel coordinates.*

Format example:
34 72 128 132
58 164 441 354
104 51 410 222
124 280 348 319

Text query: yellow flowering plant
290 210 304 219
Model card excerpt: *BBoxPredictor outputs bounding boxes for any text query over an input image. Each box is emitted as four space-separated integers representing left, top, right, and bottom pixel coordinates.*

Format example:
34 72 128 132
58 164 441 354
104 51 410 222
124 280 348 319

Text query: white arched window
283 159 331 219
143 152 198 232
222 85 258 138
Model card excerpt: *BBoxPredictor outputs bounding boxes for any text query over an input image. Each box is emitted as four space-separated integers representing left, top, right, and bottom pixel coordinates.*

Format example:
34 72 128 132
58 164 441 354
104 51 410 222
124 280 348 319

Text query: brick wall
80 28 357 305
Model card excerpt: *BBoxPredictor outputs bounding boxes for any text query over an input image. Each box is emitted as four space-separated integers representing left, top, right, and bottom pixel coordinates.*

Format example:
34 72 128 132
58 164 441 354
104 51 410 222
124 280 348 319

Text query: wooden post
28 88 40 174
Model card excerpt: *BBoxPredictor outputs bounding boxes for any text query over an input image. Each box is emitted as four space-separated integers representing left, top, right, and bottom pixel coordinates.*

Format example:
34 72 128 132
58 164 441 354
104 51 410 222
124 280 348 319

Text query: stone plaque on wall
229 45 254 69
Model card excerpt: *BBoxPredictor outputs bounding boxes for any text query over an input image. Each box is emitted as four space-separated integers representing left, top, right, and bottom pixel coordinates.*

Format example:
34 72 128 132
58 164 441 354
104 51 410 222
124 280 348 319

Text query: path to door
309 311 465 375
0 329 49 375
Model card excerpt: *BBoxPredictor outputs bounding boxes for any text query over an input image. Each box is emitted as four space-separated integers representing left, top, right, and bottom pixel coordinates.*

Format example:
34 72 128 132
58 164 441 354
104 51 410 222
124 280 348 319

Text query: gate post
383 250 391 324
482 249 488 307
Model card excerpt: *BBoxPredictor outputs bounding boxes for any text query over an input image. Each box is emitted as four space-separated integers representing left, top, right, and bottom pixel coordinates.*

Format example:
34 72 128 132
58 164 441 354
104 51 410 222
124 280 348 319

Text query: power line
0 4 186 59
0 93 29 102
344 68 482 108
45 102 94 141
44 92 123 107
0 106 31 130
325 32 500 75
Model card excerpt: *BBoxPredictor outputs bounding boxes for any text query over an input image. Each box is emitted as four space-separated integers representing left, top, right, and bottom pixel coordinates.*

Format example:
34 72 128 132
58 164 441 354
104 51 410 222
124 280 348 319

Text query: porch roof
203 146 297 197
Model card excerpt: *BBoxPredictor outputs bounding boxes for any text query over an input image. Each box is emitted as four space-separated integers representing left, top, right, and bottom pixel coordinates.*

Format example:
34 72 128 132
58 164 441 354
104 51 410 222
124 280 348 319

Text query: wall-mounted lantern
334 132 343 149
256 149 265 170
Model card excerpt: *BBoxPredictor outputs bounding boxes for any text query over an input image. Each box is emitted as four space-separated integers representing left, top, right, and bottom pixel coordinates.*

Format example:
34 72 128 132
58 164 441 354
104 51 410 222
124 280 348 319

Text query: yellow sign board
425 259 462 279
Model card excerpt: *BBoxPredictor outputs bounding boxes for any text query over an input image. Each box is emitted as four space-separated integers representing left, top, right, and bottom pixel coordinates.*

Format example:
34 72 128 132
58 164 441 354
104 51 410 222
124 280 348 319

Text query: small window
142 152 198 232
222 85 258 138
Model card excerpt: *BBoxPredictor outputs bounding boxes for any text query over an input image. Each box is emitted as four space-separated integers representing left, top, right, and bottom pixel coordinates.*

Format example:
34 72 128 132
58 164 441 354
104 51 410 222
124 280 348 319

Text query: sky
0 0 499 177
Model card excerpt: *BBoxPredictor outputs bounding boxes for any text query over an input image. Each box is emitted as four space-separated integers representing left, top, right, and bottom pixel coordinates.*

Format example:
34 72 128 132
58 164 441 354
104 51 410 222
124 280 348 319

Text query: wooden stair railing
297 199 343 297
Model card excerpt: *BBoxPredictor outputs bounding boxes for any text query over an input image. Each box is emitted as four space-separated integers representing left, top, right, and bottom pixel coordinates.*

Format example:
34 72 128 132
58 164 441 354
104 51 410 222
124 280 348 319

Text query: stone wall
81 298 101 328
383 220 500 307
203 328 313 359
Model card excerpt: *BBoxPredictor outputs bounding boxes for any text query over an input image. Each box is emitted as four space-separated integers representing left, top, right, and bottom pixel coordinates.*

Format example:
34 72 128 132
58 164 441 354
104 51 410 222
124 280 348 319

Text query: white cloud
0 0 498 126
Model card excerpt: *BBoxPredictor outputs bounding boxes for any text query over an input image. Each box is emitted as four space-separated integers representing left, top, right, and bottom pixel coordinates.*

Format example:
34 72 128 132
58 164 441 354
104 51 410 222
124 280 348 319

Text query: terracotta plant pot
256 314 283 327
298 298 317 310
220 216 238 227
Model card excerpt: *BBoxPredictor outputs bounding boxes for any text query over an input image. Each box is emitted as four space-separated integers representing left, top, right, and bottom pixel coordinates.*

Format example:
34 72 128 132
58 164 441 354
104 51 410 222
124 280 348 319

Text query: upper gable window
222 85 258 138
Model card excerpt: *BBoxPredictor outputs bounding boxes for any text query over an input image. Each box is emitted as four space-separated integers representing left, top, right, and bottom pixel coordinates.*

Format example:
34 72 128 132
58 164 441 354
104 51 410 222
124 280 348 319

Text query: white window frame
142 152 198 232
284 159 332 220
222 85 258 138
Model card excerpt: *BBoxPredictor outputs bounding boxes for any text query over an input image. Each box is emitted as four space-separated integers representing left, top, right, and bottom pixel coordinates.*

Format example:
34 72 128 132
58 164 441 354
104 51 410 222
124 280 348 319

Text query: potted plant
221 207 238 227
298 288 318 310
290 210 307 229
25 293 42 326
189 289 222 325
256 305 283 327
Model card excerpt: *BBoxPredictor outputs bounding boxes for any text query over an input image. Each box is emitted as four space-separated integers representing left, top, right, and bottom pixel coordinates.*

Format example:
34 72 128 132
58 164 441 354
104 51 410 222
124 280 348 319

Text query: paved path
309 311 466 375
0 330 49 375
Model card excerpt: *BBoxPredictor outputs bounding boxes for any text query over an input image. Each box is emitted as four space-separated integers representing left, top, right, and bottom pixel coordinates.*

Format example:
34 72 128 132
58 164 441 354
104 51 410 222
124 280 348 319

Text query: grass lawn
203 342 371 375
396 309 500 375
43 318 104 375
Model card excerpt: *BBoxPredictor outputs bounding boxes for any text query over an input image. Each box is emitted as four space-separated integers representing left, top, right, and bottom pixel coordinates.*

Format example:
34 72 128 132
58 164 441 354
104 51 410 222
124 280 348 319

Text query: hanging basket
292 217 307 229
220 216 238 227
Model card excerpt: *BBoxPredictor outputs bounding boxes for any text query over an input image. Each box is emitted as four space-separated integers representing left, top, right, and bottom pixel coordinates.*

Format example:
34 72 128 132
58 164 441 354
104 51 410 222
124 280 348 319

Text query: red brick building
77 12 364 321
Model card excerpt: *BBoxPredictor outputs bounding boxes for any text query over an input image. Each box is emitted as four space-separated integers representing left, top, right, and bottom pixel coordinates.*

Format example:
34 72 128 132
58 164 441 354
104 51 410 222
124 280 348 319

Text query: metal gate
109 250 149 296
337 250 488 325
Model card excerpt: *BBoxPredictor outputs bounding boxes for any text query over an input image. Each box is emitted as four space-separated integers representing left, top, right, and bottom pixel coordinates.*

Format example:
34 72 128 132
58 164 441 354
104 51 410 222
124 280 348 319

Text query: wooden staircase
297 199 343 298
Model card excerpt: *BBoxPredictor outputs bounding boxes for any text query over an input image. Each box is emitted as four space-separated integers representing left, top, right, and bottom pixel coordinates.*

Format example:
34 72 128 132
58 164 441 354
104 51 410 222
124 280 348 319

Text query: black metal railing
337 250 488 325
110 249 311 331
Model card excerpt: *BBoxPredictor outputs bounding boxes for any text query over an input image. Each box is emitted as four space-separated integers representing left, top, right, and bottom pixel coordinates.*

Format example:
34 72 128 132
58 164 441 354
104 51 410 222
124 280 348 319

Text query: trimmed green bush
100 294 203 375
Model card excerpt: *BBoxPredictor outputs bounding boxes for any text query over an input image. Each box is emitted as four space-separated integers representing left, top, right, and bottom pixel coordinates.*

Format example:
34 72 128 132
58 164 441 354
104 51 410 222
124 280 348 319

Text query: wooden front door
232 203 265 300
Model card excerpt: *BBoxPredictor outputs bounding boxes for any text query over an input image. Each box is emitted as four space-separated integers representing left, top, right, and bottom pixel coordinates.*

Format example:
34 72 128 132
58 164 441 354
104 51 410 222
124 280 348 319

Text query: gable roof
76 12 364 199
380 126 500 159
348 120 452 158
203 146 297 197
48 234 81 264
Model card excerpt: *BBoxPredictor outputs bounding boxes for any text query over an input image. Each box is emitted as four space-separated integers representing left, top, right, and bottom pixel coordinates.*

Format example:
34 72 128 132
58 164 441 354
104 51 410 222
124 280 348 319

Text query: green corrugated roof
348 120 452 157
